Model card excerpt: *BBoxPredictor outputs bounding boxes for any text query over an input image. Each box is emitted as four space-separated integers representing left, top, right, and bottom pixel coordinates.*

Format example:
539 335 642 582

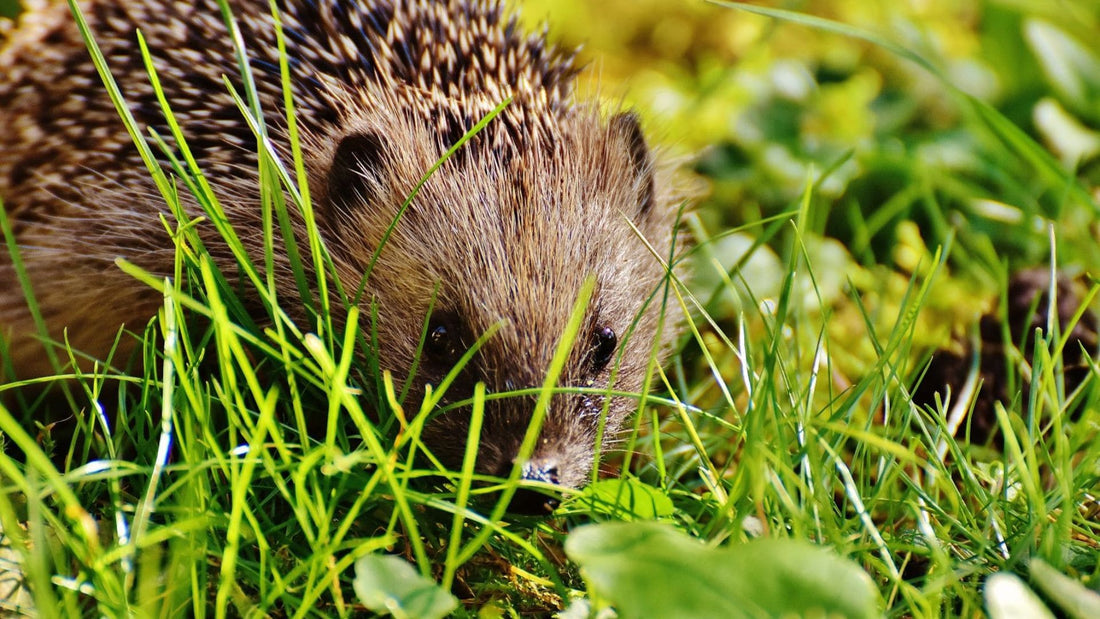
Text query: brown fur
0 0 684 491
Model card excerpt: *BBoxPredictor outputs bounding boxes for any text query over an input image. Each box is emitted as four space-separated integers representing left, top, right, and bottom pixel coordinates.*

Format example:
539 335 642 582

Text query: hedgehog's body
0 0 681 495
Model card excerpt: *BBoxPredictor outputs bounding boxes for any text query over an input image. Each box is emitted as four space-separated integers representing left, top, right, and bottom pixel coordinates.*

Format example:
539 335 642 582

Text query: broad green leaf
565 522 879 619
353 555 458 619
1028 559 1100 619
572 478 675 520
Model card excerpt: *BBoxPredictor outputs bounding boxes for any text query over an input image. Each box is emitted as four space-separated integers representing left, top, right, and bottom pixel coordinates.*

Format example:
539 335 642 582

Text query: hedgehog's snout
504 458 563 514
520 458 561 485
420 369 609 513
519 459 558 483
476 409 589 514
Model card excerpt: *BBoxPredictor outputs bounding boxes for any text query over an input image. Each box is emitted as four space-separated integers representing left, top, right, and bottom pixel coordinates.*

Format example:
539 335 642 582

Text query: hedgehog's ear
326 132 386 216
610 112 655 219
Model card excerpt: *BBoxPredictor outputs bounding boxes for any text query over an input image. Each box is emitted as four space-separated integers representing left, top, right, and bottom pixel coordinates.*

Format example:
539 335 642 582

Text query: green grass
3 0 1100 617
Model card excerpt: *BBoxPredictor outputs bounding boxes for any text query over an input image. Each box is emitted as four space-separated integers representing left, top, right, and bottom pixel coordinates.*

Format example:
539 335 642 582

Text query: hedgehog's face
315 106 680 510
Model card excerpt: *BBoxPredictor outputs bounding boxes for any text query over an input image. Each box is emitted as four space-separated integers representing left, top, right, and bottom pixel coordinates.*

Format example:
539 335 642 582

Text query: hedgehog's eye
426 323 454 357
590 326 617 372
428 324 449 351
424 319 463 369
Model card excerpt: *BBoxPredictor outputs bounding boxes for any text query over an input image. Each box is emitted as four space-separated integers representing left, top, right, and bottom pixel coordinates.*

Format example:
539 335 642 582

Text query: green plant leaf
1028 559 1100 619
565 522 879 619
572 478 675 520
353 555 458 619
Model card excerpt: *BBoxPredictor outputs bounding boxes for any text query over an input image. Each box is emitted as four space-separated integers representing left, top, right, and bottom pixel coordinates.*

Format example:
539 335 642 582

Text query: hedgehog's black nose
505 461 561 515
521 460 560 485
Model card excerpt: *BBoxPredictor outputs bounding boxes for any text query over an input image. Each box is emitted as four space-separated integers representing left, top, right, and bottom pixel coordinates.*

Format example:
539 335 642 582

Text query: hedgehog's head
308 87 682 511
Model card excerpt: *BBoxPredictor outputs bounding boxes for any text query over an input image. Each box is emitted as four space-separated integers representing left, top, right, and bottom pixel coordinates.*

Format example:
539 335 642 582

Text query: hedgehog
0 0 684 506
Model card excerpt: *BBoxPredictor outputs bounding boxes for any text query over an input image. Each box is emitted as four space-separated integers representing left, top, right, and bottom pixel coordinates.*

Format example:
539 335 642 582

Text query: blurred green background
516 0 1100 370
521 0 1100 257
